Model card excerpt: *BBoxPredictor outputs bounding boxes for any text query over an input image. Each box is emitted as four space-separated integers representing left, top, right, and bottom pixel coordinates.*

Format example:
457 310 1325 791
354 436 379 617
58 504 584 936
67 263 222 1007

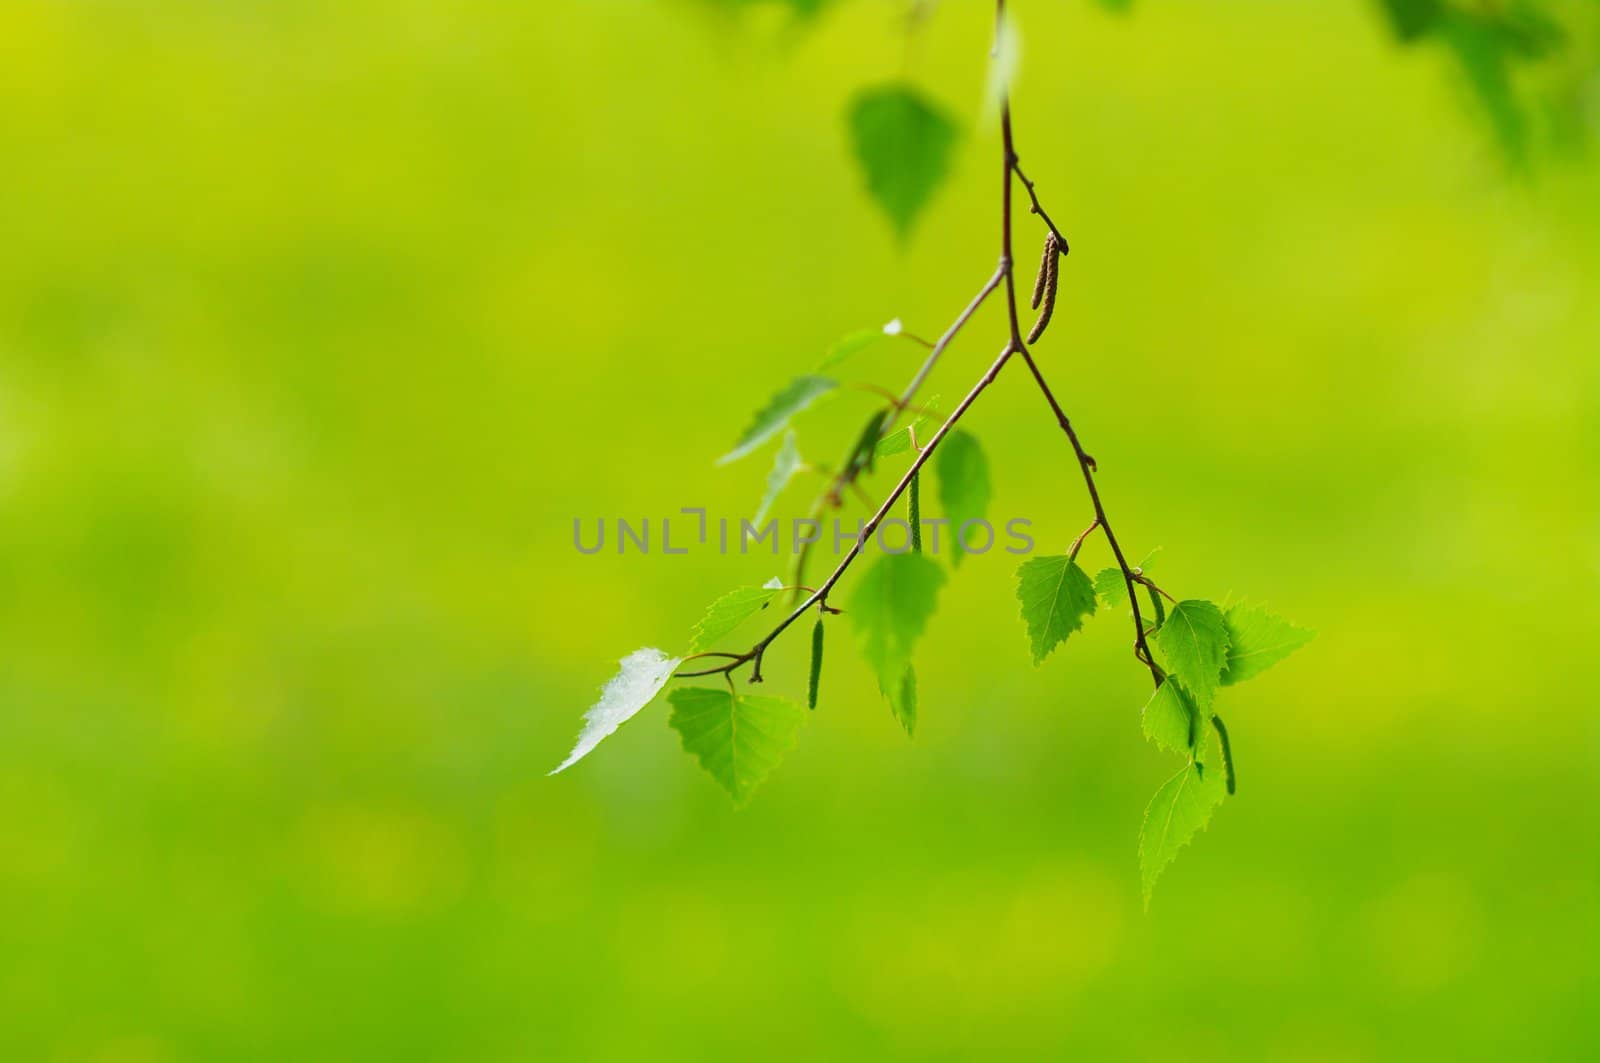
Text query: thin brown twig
681 0 1160 691
847 382 906 406
1012 157 1070 255
790 265 1006 593
678 339 1019 682
996 5 1158 687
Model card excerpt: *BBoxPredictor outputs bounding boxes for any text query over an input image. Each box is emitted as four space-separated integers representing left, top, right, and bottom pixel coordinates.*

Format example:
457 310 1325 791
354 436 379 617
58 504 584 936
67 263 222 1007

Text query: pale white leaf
549 648 681 775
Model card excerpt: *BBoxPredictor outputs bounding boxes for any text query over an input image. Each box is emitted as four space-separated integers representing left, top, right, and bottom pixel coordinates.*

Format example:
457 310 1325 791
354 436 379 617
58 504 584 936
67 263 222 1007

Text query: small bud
882 318 903 336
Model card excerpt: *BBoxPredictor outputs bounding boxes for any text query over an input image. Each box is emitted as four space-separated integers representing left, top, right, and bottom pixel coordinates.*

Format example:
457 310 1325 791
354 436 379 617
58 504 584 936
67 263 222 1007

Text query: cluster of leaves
698 0 1598 187
552 0 1320 904
554 321 1312 899
552 324 996 784
1376 0 1599 164
1015 551 1313 900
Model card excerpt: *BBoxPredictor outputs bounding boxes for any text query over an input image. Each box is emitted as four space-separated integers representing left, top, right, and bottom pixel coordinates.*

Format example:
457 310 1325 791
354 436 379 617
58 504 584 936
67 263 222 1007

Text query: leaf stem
847 382 907 406
1067 518 1101 560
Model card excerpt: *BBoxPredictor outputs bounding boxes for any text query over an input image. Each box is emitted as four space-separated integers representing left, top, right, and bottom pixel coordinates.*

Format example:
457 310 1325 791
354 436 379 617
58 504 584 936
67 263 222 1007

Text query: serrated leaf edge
1140 762 1224 907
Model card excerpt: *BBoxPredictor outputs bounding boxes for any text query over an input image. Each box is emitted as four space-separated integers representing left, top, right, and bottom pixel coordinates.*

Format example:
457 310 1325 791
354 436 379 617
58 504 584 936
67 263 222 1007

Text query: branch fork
681 0 1162 691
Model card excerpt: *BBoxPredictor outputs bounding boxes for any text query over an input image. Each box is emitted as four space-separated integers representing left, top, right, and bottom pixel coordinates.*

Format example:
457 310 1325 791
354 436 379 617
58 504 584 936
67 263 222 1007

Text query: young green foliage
849 552 945 734
1094 547 1160 609
689 584 782 653
890 665 918 734
815 326 887 372
875 396 943 458
549 7 1322 904
935 430 991 566
667 687 806 806
1141 678 1206 759
718 375 836 465
1155 599 1230 709
847 84 958 240
753 430 803 525
1094 567 1129 608
1219 603 1314 685
1015 555 1098 665
846 409 891 478
1139 757 1228 906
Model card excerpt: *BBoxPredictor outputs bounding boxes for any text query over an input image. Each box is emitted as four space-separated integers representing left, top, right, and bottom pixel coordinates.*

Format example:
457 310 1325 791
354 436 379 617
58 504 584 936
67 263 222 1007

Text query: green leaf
1139 760 1227 906
1015 555 1097 665
1094 567 1128 608
1155 599 1230 710
718 376 836 465
550 648 682 774
815 327 886 372
1377 0 1442 43
874 395 942 458
849 553 945 731
753 430 803 525
935 431 990 566
875 427 914 459
888 664 918 736
807 617 824 710
1220 603 1313 686
1096 549 1158 608
1142 678 1204 757
688 585 781 653
843 409 890 479
1443 15 1529 165
667 687 806 806
847 85 959 241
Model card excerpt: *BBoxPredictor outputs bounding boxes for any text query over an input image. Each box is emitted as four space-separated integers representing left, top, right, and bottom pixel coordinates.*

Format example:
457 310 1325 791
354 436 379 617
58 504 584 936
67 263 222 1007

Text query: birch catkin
1027 232 1060 344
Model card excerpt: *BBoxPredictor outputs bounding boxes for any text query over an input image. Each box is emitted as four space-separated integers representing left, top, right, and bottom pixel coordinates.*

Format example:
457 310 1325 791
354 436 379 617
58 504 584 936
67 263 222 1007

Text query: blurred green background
1 0 1596 1059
